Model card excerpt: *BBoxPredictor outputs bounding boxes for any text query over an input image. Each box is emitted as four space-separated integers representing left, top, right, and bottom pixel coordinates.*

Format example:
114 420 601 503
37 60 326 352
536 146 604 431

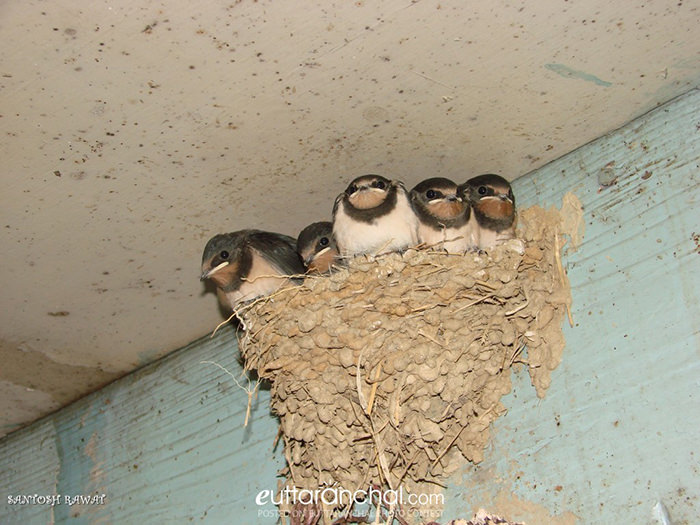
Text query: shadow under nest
230 204 575 524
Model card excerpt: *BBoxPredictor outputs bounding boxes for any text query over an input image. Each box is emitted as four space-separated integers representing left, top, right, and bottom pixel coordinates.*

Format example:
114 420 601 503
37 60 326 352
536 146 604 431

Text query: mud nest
235 203 576 516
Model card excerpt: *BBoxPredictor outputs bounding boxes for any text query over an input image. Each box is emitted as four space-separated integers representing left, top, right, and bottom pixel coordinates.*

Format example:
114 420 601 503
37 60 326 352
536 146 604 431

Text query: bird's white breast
223 251 294 308
334 191 419 256
417 217 478 253
476 224 515 250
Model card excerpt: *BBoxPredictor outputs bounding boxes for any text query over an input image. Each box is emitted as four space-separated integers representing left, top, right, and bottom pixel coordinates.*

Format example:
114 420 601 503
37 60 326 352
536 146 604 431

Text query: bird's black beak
498 193 513 202
200 261 229 281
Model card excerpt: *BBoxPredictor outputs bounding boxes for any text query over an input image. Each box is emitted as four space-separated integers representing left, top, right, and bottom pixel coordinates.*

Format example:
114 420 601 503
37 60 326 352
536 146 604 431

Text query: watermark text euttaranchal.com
256 485 443 507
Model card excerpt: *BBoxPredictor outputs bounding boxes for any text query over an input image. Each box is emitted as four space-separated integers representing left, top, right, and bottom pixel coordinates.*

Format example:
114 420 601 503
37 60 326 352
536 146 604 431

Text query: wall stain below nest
460 463 579 524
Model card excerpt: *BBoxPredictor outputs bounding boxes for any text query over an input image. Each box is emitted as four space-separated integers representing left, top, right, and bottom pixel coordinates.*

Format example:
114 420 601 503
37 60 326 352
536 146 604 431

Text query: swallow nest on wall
236 202 578 520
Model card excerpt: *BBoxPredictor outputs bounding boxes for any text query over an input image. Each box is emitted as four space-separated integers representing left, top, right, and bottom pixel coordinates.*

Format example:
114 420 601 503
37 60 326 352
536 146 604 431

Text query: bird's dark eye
348 184 358 194
373 180 386 189
426 189 437 199
220 250 229 259
319 237 329 247
478 186 488 196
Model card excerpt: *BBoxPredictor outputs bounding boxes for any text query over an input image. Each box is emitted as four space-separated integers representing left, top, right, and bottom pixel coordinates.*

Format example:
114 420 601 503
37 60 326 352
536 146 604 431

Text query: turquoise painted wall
1 326 286 524
442 89 700 524
1 89 698 524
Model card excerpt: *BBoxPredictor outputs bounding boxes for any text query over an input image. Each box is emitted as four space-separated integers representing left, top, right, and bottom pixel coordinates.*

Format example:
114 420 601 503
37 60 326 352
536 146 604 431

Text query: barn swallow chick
201 229 305 310
296 221 339 273
460 174 516 249
410 177 476 252
332 174 419 257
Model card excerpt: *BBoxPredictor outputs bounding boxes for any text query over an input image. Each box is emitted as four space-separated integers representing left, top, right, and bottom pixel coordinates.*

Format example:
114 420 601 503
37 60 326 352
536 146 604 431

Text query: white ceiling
2 0 699 437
